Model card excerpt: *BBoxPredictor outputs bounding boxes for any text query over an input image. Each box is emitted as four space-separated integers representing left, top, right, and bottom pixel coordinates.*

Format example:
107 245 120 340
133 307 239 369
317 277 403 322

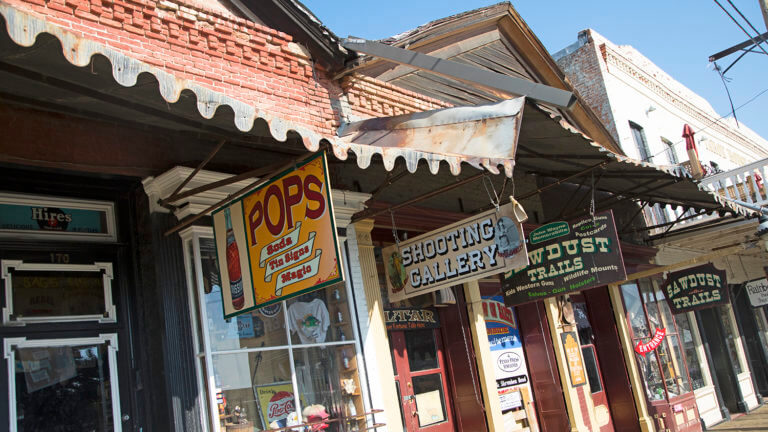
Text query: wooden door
389 329 455 432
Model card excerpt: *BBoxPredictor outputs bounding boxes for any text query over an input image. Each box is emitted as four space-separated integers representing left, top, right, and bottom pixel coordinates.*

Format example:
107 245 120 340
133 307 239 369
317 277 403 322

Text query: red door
571 294 615 431
389 328 455 432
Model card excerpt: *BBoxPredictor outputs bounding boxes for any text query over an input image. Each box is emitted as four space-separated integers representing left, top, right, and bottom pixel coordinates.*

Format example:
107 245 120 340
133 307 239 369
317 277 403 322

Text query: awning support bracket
164 151 319 237
161 139 227 207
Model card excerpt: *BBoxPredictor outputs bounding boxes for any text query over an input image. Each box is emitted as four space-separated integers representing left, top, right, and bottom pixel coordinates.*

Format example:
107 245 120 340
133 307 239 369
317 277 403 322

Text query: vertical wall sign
502 210 626 307
662 263 728 313
212 152 343 318
383 201 528 303
482 295 534 415
745 278 768 308
560 332 586 387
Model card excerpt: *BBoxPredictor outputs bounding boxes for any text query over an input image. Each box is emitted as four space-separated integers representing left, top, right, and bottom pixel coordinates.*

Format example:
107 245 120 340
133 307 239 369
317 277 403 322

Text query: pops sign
212 152 343 318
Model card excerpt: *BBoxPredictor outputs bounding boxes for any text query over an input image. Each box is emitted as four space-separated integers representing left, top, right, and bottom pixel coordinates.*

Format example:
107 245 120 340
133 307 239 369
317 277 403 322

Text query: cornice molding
600 44 765 156
142 166 369 229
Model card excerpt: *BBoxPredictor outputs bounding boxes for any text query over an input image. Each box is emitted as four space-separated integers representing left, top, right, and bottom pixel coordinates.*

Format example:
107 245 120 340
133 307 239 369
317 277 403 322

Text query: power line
641 86 768 163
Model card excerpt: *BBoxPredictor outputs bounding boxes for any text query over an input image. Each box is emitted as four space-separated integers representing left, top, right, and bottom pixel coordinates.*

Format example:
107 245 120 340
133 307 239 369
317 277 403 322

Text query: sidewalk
710 404 768 431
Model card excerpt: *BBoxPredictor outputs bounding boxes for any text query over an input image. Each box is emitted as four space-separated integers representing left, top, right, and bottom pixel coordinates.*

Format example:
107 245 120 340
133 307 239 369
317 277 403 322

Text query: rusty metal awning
335 97 524 177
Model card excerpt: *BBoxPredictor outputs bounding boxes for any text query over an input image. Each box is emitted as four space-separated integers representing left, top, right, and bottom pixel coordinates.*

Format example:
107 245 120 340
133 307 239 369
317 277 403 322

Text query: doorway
389 328 455 432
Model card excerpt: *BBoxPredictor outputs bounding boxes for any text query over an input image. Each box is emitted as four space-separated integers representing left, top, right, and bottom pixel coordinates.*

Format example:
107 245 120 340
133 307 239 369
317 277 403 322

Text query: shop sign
0 193 115 242
482 295 532 413
384 307 440 331
662 263 728 313
745 278 768 307
383 202 528 303
502 210 626 307
561 332 586 387
212 152 343 318
634 327 666 356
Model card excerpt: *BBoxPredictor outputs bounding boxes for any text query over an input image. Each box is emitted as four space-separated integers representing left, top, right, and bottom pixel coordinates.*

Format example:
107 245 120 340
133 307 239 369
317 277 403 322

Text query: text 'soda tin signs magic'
211 152 343 319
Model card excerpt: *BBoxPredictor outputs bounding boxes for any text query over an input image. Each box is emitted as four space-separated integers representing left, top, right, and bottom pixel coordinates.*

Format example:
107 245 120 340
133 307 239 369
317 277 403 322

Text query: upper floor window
662 138 678 164
629 122 652 162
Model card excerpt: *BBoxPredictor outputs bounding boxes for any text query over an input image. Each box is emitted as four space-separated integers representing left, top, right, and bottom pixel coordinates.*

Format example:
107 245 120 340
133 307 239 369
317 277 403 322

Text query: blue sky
302 0 768 144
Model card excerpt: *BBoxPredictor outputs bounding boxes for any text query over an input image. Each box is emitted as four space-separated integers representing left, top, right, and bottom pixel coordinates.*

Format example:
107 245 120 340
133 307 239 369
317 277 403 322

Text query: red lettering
304 175 325 219
282 175 303 230
264 185 285 236
248 201 263 246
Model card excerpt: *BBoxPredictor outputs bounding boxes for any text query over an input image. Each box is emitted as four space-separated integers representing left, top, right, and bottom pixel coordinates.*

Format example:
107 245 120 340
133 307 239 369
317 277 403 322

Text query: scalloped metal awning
0 2 751 219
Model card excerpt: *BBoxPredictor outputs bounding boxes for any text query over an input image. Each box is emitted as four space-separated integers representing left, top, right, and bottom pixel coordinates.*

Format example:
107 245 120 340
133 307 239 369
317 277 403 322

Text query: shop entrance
571 293 615 432
389 328 455 432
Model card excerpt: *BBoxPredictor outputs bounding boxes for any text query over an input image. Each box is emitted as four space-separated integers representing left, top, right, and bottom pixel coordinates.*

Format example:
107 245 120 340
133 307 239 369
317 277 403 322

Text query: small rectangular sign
745 278 768 308
502 210 626 307
561 331 586 387
663 263 728 313
383 202 528 303
0 193 115 242
384 307 440 331
212 152 343 318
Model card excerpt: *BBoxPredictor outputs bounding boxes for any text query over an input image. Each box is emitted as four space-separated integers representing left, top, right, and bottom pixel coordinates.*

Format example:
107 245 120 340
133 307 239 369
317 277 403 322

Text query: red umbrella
683 124 704 178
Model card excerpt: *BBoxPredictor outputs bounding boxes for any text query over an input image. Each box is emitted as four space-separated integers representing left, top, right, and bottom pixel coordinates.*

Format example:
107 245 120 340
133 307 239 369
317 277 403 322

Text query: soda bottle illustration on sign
225 208 245 310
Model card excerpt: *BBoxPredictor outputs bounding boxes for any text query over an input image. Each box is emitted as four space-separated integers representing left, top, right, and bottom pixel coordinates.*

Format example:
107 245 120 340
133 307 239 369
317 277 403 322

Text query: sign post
212 152 343 318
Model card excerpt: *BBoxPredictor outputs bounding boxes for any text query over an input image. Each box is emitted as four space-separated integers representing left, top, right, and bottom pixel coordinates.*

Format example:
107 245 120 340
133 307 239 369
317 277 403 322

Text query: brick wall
5 0 447 139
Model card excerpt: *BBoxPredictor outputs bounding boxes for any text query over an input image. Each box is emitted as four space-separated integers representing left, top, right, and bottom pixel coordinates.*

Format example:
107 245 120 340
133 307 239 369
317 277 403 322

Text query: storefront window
718 305 743 375
621 278 693 402
185 233 367 432
674 312 706 390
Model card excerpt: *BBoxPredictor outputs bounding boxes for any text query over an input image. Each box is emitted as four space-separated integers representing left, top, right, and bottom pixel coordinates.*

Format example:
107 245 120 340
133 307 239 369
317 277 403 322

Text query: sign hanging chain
590 171 596 222
482 175 505 212
390 209 400 248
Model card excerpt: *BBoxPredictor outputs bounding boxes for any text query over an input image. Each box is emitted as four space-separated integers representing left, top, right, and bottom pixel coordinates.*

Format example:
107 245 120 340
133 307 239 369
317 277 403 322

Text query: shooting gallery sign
663 263 728 313
383 201 528 303
502 210 626 307
212 152 343 318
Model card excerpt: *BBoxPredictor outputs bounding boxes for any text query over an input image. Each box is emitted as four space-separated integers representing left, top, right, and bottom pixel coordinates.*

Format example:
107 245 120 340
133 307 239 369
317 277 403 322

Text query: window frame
1 260 116 325
3 333 122 432
629 121 652 162
181 226 370 432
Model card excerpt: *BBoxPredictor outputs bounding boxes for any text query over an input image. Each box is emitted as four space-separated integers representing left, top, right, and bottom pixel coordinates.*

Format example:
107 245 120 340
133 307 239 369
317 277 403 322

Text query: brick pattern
6 0 454 139
341 73 452 119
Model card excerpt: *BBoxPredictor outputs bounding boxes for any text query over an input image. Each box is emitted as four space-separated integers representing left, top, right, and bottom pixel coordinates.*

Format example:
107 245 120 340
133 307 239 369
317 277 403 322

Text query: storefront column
462 280 505 431
348 220 404 431
608 284 655 432
542 297 588 432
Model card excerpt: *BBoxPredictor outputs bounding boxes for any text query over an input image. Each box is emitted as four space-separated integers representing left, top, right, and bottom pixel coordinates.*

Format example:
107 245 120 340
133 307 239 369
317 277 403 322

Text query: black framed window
630 122 652 162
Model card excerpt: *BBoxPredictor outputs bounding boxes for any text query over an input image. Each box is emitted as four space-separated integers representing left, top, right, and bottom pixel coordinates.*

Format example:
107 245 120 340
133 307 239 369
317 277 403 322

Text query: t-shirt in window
288 299 330 343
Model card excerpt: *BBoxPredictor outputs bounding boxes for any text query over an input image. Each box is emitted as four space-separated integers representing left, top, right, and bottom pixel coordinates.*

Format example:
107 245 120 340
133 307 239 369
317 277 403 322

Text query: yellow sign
561 331 587 387
212 152 343 318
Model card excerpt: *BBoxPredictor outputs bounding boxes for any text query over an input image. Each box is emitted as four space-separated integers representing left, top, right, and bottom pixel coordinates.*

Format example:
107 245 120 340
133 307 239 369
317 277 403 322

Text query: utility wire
714 0 768 57
714 61 739 127
641 86 768 163
725 0 768 52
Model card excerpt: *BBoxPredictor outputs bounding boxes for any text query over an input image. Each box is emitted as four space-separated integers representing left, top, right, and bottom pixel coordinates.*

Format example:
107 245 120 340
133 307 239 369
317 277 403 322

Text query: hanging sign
212 152 343 318
384 307 440 331
662 263 728 313
383 201 528 303
502 210 626 307
560 332 586 387
745 278 768 308
634 327 666 356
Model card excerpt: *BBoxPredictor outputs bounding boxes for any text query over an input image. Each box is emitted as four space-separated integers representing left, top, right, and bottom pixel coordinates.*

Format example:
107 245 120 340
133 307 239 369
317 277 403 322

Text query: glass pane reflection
15 343 114 432
405 329 438 371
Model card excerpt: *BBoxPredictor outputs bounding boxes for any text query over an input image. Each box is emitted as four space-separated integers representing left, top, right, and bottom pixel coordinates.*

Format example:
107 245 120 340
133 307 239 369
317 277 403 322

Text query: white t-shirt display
287 299 330 343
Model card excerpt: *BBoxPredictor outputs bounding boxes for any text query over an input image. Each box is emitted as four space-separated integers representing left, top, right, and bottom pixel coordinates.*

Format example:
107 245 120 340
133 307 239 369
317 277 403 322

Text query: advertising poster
253 383 296 428
383 201 528 303
561 332 587 387
212 152 343 318
744 278 768 308
662 263 728 313
503 210 626 307
482 295 533 414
